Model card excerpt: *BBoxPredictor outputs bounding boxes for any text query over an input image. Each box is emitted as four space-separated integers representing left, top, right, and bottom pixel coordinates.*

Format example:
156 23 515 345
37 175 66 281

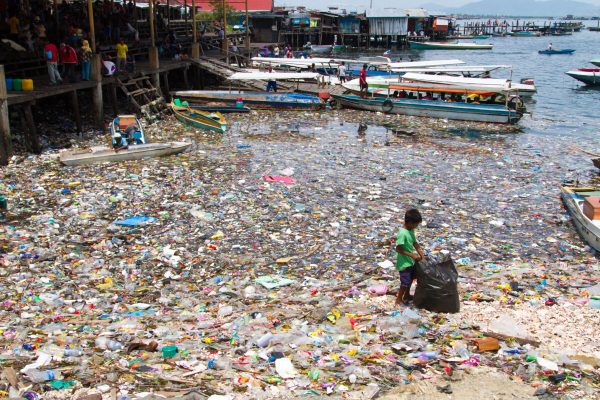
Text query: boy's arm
395 245 421 260
414 242 426 260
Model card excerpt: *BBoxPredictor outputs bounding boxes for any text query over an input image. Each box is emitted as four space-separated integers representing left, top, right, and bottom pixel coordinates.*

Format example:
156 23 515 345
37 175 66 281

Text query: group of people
41 37 130 84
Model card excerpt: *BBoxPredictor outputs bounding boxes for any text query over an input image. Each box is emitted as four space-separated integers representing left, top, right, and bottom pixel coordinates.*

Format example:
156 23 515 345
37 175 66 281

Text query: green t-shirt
395 228 417 271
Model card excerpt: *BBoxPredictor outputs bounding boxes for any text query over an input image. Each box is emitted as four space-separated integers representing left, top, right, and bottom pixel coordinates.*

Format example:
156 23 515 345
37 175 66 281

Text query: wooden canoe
171 103 227 133
59 142 191 166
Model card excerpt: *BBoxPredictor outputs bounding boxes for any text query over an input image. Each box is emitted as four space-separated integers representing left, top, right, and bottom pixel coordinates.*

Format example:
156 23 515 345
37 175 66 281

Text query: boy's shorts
399 264 416 288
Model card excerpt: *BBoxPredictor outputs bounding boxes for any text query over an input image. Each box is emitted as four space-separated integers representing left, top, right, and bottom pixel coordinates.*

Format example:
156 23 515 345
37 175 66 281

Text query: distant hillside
421 0 600 16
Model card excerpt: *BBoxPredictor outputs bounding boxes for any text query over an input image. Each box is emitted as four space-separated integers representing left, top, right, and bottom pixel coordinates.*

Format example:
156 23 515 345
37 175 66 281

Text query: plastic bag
413 255 460 313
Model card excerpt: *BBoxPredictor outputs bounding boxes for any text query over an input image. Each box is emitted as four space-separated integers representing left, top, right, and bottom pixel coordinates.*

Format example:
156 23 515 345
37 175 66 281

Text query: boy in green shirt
394 208 425 305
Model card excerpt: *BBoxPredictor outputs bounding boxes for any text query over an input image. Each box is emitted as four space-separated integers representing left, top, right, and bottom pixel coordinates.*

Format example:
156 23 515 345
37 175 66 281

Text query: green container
13 79 22 91
162 345 178 358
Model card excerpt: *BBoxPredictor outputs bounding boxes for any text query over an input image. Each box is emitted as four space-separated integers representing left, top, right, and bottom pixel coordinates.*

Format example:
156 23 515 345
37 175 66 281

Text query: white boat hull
561 188 600 252
333 95 521 124
60 142 191 166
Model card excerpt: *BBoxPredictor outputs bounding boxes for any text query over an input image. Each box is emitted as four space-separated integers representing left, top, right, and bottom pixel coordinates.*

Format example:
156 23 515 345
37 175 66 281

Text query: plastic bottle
25 369 63 383
256 332 274 348
64 348 83 357
95 337 124 351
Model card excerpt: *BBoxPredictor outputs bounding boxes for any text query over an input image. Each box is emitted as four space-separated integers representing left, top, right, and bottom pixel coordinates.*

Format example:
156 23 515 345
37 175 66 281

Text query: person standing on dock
59 42 78 83
80 40 93 81
44 39 62 85
266 66 277 93
359 64 368 98
116 39 128 72
338 61 347 84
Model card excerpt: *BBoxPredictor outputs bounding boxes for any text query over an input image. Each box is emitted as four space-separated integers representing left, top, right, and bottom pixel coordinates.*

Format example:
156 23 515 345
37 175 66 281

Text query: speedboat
565 68 600 86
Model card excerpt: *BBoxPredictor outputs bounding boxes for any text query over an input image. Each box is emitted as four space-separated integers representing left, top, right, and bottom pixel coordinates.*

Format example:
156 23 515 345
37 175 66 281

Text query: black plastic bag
414 255 460 313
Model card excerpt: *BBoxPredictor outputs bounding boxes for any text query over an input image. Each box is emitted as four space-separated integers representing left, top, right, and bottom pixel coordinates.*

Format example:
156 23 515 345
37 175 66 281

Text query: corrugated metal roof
366 7 429 18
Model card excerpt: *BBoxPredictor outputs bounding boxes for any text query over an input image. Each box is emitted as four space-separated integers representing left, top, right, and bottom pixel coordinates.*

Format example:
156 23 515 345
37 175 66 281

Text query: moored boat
538 49 575 55
509 31 541 37
170 100 227 133
308 45 333 53
332 94 523 124
408 41 493 50
59 142 191 166
565 68 600 86
173 90 325 110
561 186 600 252
60 115 190 165
591 59 600 67
189 105 251 113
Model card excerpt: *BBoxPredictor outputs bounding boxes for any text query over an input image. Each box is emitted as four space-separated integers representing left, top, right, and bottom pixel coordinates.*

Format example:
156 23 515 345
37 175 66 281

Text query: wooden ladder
116 75 167 121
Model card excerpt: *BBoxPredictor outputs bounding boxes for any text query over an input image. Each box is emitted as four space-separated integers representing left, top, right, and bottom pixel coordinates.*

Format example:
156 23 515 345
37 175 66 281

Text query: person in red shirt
60 42 78 82
43 39 62 85
359 64 368 98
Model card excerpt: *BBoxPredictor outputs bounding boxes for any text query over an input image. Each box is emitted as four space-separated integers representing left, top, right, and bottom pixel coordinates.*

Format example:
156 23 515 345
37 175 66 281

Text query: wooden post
0 65 12 165
149 0 156 48
53 0 59 36
110 83 118 116
182 66 189 89
184 0 188 26
222 0 227 54
244 0 249 53
22 103 41 153
91 55 104 126
162 72 170 101
167 0 170 28
88 0 96 52
71 91 83 133
191 0 199 58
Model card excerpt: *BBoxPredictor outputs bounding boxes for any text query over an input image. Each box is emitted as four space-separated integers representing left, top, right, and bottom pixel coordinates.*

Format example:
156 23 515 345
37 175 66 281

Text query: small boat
473 35 490 39
309 45 333 53
509 31 541 37
393 73 537 97
109 114 146 146
59 115 190 165
173 90 325 110
189 105 251 113
593 158 600 170
332 94 523 124
171 101 227 133
538 49 575 55
565 68 600 86
591 59 600 67
59 143 191 166
561 186 600 252
408 41 493 50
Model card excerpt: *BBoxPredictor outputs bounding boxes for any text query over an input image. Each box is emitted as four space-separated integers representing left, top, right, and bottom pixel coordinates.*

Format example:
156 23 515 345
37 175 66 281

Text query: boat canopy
228 72 320 81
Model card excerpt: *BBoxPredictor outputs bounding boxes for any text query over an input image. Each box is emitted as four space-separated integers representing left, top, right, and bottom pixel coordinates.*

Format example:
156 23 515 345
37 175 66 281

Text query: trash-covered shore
0 110 599 400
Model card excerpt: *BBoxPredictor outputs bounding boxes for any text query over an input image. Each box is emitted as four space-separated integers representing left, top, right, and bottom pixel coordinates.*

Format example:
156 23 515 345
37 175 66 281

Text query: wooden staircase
116 75 167 121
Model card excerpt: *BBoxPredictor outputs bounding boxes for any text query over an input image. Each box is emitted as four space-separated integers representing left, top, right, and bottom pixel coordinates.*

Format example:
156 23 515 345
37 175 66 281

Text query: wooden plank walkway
6 60 190 107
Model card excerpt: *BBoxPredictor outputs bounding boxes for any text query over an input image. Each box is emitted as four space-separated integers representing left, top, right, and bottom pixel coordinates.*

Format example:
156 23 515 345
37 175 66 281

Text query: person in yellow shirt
115 39 128 72
9 14 20 40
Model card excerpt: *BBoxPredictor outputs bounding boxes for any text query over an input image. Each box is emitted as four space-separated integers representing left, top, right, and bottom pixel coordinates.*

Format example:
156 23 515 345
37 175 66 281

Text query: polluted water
0 109 598 400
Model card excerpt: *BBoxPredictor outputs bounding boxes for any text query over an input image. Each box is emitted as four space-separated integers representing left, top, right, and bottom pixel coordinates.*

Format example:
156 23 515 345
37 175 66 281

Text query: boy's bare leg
396 286 408 306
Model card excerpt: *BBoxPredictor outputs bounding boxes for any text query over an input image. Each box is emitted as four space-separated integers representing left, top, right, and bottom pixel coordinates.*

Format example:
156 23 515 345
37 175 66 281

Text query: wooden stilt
183 66 189 89
22 102 41 154
162 72 170 102
110 84 118 116
0 65 12 165
91 55 104 126
70 91 82 134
